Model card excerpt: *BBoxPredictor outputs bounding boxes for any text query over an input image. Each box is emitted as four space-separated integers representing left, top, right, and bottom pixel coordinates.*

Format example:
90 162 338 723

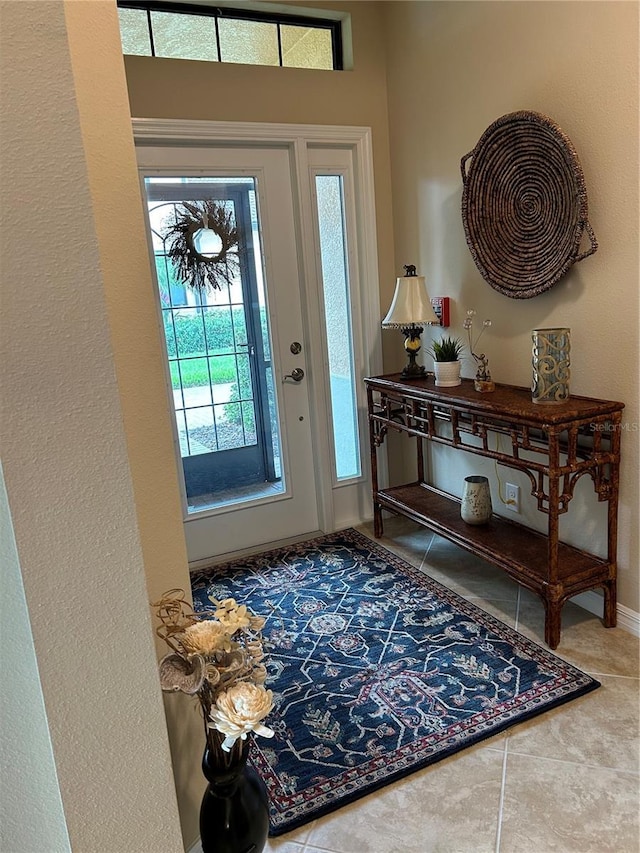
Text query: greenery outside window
117 1 343 70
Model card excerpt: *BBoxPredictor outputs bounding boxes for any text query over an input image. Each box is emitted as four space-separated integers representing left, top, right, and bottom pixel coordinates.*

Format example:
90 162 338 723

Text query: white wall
383 0 639 615
0 2 184 850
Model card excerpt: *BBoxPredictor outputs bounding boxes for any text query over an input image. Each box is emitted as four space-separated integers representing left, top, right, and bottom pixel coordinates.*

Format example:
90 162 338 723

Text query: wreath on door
164 199 239 293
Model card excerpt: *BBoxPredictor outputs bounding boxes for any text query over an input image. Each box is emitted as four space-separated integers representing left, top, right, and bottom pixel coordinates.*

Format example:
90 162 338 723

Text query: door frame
132 118 383 537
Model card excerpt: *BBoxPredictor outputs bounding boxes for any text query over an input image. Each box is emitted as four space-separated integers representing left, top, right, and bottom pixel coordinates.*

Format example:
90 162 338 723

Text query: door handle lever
283 367 305 382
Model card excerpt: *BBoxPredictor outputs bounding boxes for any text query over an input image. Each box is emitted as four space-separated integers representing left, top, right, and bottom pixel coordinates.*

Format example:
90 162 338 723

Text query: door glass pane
315 175 361 480
144 177 284 512
185 406 215 454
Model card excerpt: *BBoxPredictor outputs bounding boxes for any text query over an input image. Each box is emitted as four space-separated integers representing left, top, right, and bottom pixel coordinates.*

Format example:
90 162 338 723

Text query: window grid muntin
148 196 260 458
117 1 341 69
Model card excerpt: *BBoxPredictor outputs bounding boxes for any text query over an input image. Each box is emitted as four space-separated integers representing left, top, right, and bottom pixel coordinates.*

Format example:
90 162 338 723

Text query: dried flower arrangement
164 199 239 294
153 590 274 764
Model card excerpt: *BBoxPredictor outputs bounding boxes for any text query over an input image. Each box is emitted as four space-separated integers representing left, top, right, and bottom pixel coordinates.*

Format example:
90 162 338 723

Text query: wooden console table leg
367 384 384 538
604 425 620 629
603 578 617 628
543 594 563 650
544 434 563 650
373 502 383 538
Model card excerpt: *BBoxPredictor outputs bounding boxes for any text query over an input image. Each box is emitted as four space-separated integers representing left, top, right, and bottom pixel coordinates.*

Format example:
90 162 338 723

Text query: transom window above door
117 1 344 70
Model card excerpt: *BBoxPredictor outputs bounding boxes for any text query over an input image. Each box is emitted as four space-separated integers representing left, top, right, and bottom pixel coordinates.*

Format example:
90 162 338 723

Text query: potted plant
429 336 464 387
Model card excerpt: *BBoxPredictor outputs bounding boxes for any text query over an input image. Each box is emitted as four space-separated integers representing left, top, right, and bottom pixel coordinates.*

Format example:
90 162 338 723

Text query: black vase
199 738 269 853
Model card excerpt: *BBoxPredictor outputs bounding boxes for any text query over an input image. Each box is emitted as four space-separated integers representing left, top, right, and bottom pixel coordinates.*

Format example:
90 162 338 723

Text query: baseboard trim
572 590 640 638
186 840 201 853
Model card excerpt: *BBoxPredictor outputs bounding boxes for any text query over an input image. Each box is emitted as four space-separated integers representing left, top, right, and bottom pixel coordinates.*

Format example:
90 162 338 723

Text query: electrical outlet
505 483 520 512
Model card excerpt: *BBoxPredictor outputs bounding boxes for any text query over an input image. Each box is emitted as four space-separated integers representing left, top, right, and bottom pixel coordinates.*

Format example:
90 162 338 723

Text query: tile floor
202 517 640 853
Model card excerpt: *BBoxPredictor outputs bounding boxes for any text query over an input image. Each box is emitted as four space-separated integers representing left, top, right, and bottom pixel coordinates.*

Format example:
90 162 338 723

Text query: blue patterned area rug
191 528 599 836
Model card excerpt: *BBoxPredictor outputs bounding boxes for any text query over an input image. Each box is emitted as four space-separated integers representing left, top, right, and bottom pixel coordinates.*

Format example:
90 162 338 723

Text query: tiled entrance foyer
197 516 640 853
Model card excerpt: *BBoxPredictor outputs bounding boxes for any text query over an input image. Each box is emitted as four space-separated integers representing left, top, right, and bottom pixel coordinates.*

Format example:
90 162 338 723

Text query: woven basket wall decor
460 111 597 298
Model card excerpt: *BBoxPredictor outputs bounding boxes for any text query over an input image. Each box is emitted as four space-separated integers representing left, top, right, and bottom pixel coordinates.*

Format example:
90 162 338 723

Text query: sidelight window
313 174 361 482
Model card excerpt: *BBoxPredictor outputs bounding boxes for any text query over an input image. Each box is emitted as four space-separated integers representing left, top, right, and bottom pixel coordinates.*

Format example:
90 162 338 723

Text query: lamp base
400 326 425 379
401 360 426 378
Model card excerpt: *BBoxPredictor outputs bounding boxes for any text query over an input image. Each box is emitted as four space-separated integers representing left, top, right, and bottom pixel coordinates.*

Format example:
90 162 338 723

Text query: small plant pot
433 361 461 387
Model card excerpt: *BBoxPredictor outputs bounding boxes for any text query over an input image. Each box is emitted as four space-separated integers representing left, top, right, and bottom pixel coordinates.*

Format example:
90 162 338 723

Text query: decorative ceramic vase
200 736 269 853
531 328 570 404
460 476 492 525
433 361 461 387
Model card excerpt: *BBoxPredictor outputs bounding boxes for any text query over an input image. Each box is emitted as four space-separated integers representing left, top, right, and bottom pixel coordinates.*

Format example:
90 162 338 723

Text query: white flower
182 619 231 655
211 598 252 634
208 682 275 751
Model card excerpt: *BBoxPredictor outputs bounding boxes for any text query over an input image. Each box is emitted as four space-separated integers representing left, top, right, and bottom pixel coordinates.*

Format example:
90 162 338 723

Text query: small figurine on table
472 352 495 393
464 311 495 392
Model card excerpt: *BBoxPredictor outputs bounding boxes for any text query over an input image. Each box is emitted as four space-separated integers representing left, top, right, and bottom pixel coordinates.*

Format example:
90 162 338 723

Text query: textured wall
63 2 200 845
383 0 639 613
1 467 71 852
0 1 184 850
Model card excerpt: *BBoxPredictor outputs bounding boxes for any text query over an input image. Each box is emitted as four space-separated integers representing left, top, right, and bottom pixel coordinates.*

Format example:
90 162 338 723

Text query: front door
137 145 319 561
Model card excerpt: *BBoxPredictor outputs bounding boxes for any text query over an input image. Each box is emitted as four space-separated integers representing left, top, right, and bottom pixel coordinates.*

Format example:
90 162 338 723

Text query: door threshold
188 529 325 573
187 481 283 514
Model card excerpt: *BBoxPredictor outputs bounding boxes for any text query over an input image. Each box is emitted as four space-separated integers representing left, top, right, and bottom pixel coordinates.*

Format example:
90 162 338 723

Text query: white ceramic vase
433 360 461 387
460 476 492 525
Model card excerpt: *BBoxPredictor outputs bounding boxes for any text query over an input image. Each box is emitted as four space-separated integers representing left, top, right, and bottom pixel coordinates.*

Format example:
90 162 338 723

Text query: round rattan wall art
460 111 597 299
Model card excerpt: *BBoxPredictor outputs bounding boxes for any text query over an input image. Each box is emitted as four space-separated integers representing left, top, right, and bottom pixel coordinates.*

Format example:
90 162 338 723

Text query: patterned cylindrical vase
531 328 570 404
460 476 492 525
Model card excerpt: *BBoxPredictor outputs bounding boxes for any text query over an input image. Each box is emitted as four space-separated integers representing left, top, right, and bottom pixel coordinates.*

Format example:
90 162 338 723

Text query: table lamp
382 265 439 377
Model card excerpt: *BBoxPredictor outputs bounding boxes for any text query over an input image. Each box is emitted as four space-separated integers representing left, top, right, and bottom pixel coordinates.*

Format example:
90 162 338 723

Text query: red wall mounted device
430 297 450 327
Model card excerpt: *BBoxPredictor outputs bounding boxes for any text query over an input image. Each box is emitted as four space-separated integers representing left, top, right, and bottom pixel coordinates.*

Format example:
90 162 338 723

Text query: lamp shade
382 275 439 328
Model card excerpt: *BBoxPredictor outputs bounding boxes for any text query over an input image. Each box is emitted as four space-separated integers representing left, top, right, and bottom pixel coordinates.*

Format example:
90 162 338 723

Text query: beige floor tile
499 753 640 852
506 673 640 773
264 838 306 852
304 847 338 853
195 833 308 853
265 821 314 850
423 535 521 603
515 589 640 677
306 745 504 853
251 523 640 853
303 847 339 853
357 517 433 569
462 595 520 629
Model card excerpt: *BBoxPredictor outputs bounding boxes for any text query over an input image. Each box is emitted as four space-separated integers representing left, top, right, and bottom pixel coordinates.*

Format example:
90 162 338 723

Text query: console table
365 374 624 648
